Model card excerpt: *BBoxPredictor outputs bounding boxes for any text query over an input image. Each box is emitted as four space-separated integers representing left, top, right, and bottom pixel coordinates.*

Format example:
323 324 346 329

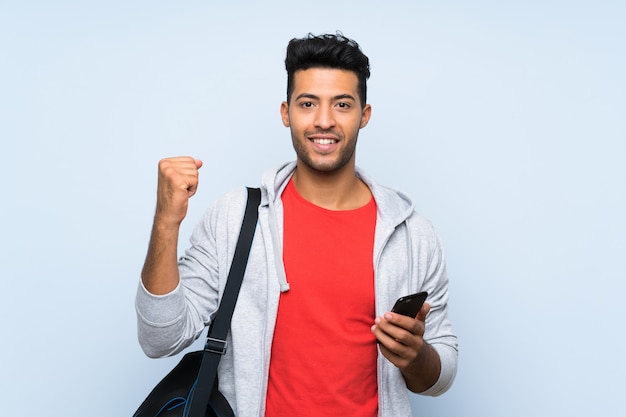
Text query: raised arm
141 156 203 295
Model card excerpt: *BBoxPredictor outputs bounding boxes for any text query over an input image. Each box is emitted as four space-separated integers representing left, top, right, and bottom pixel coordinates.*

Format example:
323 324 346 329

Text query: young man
137 33 458 417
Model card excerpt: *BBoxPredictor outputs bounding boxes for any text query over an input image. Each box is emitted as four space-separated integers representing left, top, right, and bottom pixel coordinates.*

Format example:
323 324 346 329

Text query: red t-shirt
265 179 379 416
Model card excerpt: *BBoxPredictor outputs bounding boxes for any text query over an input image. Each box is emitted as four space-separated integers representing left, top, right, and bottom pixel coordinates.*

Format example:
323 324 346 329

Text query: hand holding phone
391 291 428 318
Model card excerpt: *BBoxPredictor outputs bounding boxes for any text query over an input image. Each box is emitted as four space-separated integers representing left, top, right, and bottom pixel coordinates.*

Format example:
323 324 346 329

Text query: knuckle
158 158 172 168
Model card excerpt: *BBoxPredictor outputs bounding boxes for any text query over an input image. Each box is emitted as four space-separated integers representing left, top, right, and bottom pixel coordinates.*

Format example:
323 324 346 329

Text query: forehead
291 68 359 97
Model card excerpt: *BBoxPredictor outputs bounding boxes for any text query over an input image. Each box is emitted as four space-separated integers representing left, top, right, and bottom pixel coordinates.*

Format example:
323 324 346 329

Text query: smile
311 138 338 145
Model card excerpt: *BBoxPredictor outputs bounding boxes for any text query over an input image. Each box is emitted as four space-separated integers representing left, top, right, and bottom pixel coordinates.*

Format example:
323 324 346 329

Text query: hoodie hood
261 161 416 226
258 161 417 293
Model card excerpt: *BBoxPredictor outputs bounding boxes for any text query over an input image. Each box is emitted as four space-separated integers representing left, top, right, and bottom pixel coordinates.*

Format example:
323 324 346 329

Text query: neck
291 162 371 210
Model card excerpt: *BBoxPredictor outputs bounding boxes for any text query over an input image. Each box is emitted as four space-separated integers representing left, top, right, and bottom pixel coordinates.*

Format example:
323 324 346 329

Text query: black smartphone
391 291 428 318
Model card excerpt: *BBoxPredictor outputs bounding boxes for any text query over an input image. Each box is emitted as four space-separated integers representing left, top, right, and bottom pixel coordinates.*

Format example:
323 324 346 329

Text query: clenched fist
155 156 203 227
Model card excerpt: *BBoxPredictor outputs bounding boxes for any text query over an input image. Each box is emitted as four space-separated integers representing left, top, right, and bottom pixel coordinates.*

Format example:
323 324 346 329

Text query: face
281 68 371 175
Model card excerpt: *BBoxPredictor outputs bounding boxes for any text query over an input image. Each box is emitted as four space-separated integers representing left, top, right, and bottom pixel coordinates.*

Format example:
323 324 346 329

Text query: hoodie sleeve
135 188 248 358
412 218 459 396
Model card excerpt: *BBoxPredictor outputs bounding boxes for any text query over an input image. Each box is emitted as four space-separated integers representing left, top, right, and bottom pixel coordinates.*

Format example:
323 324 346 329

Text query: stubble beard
291 129 359 174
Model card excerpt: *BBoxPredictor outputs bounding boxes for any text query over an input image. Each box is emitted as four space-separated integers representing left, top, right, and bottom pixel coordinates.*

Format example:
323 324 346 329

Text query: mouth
311 138 339 145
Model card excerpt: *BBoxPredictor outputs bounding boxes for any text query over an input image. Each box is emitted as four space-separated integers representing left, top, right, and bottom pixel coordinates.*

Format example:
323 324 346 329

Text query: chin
300 156 354 174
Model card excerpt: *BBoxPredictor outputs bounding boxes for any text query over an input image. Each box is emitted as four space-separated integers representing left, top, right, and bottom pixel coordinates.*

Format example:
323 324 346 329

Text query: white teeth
313 139 336 145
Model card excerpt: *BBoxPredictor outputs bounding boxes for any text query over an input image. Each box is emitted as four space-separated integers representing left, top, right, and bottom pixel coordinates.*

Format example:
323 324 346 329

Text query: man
137 33 458 417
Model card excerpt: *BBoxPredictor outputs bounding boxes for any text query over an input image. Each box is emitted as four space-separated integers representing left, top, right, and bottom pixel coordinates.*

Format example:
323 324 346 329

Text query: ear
280 101 290 127
359 104 372 129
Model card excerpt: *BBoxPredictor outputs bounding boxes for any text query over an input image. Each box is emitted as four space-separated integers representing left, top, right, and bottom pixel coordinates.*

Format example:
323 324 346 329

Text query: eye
300 101 314 108
337 102 351 109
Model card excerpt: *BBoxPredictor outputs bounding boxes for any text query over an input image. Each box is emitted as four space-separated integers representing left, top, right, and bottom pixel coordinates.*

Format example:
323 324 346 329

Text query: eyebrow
294 93 357 102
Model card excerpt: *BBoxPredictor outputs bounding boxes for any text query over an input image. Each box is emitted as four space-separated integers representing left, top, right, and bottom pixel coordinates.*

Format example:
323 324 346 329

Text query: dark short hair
285 32 370 108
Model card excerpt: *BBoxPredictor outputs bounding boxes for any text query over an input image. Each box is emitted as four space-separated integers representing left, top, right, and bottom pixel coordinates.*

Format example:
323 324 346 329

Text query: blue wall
1 1 624 415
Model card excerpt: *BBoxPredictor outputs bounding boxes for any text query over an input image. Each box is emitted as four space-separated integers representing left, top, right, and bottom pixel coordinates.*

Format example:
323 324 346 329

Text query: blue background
1 1 624 415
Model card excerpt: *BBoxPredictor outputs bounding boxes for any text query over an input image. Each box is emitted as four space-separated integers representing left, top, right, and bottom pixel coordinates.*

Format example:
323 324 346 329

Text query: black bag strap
187 187 261 417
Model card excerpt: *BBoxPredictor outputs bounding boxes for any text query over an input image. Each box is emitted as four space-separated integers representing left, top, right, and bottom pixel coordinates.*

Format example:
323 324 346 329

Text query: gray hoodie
136 161 458 417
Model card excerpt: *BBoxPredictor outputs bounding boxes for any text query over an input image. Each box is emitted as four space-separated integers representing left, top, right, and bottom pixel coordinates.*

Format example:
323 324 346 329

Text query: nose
314 106 336 130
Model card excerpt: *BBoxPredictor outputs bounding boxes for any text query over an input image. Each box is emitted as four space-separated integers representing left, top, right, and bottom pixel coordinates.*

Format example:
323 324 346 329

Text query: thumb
416 302 431 322
195 159 203 169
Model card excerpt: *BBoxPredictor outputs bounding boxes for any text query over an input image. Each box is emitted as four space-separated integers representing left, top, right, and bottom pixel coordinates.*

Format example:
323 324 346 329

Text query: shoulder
405 210 442 246
197 187 251 234
214 187 249 209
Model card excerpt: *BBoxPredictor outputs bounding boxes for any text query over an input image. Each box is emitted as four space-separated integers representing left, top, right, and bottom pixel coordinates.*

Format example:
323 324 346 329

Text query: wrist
153 211 184 231
401 342 442 393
